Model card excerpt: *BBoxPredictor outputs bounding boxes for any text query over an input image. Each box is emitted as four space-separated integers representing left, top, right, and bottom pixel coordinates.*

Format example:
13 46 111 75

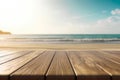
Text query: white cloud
97 16 120 25
97 8 120 25
91 8 120 34
111 8 120 15
66 8 120 34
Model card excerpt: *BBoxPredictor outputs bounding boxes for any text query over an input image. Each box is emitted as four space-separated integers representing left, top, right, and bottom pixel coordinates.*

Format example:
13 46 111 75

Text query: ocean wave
1 38 120 43
0 34 120 43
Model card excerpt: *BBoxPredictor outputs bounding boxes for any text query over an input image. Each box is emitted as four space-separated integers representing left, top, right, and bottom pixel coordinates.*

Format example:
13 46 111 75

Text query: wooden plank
46 51 75 80
0 50 9 54
68 51 110 80
0 51 33 65
105 51 120 55
0 50 44 80
10 51 55 80
0 50 17 57
84 51 120 80
103 51 120 59
97 51 120 64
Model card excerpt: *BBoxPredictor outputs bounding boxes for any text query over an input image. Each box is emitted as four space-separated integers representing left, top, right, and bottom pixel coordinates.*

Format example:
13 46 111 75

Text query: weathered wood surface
67 51 110 80
86 51 120 80
0 50 119 80
0 50 17 57
0 50 44 80
11 51 55 80
0 51 32 64
46 51 75 80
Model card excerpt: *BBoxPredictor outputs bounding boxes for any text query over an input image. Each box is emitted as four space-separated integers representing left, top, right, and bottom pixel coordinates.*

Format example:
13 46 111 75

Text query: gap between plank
0 51 34 65
9 50 46 80
66 51 77 80
44 51 56 80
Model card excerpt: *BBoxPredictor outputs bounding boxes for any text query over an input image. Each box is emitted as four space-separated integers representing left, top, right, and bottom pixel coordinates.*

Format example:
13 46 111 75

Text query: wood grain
11 51 55 80
68 51 110 80
0 50 120 80
97 51 120 64
0 50 44 80
104 51 120 60
85 51 120 80
105 51 120 55
46 51 75 80
0 51 32 64
0 50 17 57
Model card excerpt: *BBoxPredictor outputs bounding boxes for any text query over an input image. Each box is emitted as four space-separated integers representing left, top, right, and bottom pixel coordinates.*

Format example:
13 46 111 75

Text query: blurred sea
0 34 120 44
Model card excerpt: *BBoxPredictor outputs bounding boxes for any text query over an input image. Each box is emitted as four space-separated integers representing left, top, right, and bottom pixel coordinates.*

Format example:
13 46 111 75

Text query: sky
0 0 120 34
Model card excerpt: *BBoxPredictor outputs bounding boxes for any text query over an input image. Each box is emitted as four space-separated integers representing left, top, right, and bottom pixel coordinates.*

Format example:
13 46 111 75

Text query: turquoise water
0 34 120 44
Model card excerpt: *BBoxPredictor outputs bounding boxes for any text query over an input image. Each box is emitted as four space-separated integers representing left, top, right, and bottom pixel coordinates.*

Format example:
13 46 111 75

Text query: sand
0 43 120 50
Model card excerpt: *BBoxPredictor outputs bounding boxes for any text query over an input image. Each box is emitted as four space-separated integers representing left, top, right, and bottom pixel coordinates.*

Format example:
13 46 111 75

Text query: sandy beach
0 43 120 50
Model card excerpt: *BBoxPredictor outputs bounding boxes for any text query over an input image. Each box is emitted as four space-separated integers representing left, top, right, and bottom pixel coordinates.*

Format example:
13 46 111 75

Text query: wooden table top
0 49 120 80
